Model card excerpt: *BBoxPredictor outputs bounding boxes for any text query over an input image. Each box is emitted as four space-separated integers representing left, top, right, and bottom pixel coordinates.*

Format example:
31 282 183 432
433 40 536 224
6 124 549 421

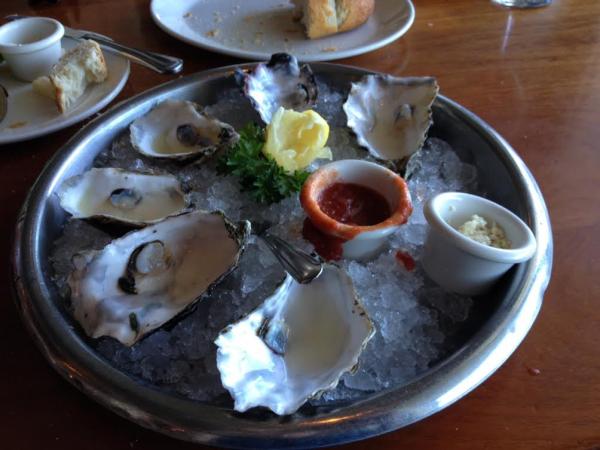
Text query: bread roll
295 0 375 39
336 0 375 33
32 40 108 113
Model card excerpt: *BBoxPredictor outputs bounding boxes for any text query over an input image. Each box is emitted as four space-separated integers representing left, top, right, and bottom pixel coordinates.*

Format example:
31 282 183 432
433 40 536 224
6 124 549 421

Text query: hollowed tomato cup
300 159 413 260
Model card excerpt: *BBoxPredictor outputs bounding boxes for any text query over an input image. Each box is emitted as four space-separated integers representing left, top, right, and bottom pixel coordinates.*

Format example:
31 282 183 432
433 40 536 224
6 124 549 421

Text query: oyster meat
68 210 250 346
57 168 188 226
130 99 239 160
215 264 374 415
343 75 438 162
238 53 318 124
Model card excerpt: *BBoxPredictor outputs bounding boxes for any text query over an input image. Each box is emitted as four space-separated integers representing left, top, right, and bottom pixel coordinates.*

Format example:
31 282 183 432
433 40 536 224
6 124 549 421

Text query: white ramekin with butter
422 192 537 295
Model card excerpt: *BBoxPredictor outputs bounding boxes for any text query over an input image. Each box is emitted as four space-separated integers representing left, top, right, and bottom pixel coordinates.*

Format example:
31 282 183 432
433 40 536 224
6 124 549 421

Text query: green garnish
217 123 309 204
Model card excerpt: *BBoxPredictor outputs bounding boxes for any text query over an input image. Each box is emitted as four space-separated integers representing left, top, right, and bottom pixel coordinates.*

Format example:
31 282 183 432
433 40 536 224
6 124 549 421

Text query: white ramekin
300 159 413 260
422 192 537 296
0 17 64 81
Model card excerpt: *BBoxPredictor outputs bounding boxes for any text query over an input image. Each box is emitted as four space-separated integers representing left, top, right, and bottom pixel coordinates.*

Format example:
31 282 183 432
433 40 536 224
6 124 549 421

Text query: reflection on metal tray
12 63 552 449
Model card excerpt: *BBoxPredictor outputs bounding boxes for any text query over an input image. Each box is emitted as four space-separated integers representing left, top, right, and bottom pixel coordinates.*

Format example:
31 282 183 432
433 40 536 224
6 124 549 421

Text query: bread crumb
322 46 337 52
183 12 192 19
205 29 220 38
254 32 264 45
9 121 27 129
213 11 223 24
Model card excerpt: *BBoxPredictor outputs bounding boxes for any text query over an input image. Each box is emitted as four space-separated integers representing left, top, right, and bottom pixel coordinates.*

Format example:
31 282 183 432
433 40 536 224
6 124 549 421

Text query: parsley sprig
217 123 309 204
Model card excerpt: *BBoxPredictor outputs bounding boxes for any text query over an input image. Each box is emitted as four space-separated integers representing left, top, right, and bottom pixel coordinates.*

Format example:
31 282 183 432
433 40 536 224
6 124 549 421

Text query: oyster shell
343 75 438 162
130 100 239 160
215 264 374 415
68 210 250 346
57 168 188 226
0 84 7 123
237 53 318 124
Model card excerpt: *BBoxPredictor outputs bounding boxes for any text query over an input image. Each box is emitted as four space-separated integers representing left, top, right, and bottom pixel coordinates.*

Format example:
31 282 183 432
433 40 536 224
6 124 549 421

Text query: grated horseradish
457 214 511 249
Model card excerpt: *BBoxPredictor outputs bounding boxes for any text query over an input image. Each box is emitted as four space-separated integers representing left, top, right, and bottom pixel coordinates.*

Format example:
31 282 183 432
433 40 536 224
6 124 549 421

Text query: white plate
0 39 130 145
150 0 414 62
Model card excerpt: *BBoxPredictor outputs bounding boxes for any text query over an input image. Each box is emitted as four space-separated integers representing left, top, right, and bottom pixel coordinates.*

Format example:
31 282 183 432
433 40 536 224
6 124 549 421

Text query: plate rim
0 39 130 145
11 62 553 448
149 0 415 62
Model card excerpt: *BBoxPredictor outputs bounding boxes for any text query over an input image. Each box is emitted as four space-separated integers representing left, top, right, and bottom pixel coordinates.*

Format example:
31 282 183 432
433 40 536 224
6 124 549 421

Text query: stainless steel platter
11 63 552 449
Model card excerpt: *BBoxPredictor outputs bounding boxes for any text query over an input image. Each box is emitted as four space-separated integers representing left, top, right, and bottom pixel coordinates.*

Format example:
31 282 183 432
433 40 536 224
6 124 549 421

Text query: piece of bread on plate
32 39 108 113
336 0 375 33
293 0 375 39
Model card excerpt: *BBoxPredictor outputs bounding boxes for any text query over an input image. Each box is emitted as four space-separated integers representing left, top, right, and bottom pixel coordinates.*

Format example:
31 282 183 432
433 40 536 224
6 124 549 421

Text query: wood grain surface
1 0 599 449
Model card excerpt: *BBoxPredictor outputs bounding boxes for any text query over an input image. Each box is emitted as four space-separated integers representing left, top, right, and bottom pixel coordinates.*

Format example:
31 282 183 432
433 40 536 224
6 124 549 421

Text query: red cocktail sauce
318 182 391 226
302 218 345 261
395 250 415 271
302 182 392 260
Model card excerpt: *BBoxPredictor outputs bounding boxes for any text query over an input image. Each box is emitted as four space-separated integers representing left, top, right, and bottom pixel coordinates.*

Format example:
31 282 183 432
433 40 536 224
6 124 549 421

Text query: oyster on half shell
130 100 239 160
57 168 188 226
237 53 318 124
215 264 374 415
343 75 438 163
68 210 250 346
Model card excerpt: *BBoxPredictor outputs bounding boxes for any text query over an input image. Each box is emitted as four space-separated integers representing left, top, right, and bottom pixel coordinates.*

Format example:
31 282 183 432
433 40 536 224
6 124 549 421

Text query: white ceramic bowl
300 159 412 260
0 17 64 81
422 192 537 296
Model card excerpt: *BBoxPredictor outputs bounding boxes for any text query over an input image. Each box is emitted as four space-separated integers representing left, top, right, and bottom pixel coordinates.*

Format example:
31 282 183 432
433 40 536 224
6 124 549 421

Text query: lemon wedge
263 107 332 173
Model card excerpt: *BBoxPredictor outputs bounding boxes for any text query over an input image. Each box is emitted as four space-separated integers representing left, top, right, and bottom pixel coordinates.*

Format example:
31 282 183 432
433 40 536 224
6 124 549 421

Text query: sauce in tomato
318 183 391 226
302 218 345 261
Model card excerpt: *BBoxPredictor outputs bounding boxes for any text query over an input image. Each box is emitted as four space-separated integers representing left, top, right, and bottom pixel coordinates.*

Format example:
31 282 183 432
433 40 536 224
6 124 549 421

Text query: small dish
0 17 64 81
422 192 537 296
300 159 412 260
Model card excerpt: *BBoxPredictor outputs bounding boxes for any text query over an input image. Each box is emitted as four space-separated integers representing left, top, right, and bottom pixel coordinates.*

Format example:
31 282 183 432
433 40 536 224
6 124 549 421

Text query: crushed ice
51 83 479 405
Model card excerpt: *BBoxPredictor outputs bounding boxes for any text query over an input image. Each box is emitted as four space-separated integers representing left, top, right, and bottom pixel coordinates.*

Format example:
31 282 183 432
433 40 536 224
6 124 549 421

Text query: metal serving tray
12 63 552 449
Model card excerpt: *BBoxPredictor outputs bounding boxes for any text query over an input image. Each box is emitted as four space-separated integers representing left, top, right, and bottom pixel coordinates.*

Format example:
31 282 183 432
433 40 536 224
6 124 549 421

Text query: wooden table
1 0 598 448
